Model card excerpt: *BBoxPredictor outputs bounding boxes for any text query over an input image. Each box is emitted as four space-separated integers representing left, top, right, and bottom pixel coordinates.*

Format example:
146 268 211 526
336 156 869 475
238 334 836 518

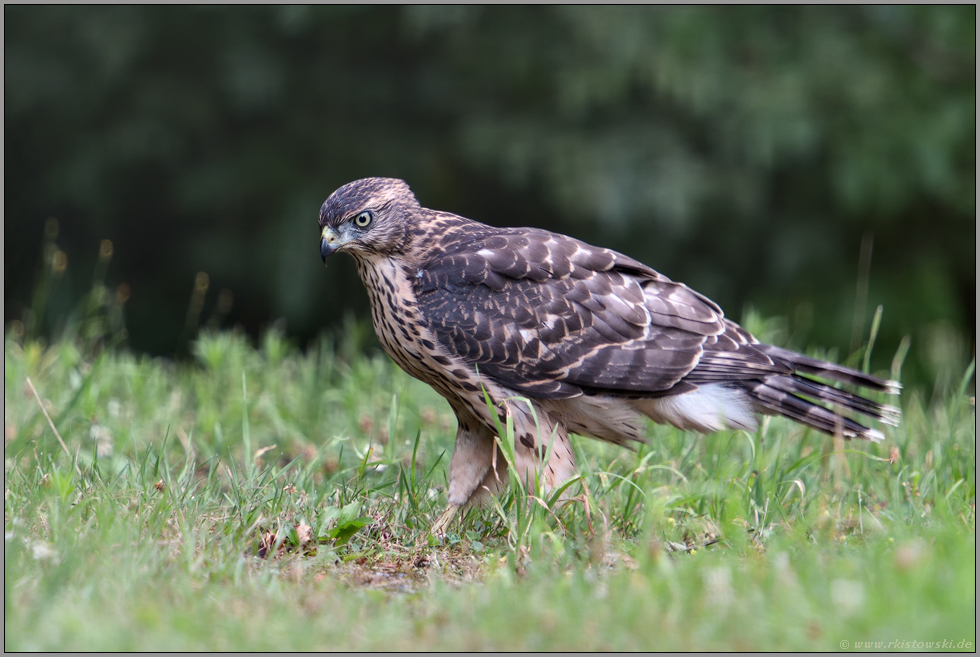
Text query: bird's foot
429 504 461 542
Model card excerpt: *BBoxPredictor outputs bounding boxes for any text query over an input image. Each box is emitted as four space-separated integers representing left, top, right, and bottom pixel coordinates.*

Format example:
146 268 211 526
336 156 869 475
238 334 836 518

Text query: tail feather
758 344 902 395
764 375 901 427
641 341 901 441
742 378 886 442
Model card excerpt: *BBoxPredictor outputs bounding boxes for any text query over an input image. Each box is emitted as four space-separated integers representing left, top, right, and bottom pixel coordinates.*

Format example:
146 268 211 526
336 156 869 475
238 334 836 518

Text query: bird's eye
354 211 373 228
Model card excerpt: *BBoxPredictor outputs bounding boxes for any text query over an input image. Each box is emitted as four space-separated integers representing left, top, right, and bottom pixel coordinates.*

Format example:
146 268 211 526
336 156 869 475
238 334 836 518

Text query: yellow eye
354 211 372 228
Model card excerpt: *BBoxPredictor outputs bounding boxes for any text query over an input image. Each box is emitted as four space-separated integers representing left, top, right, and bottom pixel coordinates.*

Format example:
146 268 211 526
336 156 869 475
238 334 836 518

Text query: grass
4 325 976 651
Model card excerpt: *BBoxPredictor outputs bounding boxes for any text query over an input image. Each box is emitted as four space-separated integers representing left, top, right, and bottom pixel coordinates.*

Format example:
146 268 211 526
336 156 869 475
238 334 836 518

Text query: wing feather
414 227 726 398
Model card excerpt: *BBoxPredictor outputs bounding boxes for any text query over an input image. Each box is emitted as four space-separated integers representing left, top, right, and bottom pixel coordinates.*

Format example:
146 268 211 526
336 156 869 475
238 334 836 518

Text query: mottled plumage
318 177 901 532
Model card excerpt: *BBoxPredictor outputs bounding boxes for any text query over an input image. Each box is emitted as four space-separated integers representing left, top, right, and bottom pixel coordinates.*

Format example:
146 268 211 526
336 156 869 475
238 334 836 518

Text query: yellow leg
430 503 461 537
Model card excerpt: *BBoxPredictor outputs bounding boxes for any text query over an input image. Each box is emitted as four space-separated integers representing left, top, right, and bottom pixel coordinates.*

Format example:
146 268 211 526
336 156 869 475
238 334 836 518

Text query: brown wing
413 225 772 399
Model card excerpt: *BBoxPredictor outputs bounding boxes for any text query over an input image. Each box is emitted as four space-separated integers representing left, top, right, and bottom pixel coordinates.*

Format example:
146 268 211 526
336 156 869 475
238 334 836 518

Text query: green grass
4 327 975 651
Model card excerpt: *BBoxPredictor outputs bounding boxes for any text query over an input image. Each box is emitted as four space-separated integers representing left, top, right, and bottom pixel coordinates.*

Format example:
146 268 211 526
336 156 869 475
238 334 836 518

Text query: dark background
5 6 975 387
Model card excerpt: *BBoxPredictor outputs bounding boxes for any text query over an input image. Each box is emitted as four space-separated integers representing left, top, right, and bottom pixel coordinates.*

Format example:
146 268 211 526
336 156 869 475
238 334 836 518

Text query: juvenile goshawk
318 177 900 533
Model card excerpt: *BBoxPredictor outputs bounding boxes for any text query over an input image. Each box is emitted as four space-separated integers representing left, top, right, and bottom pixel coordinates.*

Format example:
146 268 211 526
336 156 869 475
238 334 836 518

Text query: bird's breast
353 258 456 387
353 256 510 427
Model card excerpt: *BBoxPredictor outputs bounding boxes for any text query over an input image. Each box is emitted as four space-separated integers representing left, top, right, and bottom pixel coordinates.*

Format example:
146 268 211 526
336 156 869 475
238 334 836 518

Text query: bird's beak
321 226 341 262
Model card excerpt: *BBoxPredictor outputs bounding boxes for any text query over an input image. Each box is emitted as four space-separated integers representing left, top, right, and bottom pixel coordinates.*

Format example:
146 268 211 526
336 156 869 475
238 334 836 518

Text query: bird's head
318 177 420 262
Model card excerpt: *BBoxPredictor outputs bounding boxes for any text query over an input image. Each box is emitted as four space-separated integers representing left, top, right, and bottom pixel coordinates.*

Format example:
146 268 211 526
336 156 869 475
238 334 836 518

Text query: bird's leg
509 403 577 499
446 423 498 507
427 422 506 540
430 503 461 538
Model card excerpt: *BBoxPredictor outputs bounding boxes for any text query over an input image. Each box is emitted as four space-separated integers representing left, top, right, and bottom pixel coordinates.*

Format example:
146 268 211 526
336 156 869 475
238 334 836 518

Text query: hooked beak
320 226 341 262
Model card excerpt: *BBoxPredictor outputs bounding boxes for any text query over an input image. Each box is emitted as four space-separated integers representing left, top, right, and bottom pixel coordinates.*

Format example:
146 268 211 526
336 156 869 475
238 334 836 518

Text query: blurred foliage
4 6 975 387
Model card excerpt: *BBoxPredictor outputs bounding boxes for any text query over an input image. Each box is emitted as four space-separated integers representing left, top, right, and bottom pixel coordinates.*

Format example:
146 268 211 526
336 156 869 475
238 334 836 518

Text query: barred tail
739 369 901 443
756 344 902 395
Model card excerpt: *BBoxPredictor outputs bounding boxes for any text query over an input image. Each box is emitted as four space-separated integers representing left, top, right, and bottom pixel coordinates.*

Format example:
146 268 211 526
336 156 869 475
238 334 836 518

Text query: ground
3 327 976 650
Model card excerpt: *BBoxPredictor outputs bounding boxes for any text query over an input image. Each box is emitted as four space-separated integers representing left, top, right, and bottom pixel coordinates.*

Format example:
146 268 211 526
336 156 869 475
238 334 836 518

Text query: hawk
318 178 901 534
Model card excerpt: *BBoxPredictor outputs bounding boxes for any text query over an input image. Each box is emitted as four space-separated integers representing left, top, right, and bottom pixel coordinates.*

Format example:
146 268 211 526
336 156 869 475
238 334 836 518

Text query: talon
430 504 461 538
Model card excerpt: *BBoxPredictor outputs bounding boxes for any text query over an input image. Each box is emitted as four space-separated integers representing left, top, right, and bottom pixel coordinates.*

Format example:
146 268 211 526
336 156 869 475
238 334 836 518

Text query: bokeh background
5 6 975 388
